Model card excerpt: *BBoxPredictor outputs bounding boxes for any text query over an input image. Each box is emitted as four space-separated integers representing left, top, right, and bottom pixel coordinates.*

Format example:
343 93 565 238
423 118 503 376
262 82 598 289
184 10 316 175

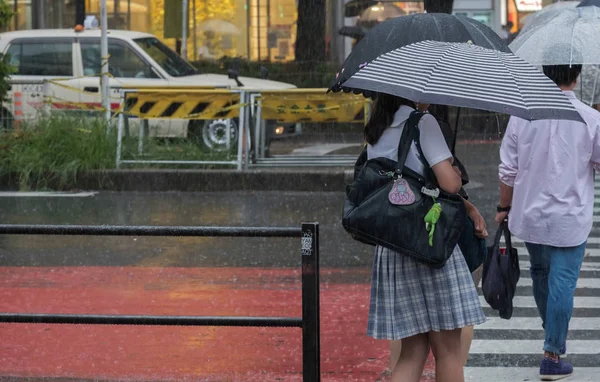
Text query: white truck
0 28 299 151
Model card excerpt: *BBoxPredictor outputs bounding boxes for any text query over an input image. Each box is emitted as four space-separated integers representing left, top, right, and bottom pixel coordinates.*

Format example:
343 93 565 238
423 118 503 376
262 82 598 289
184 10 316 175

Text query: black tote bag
482 221 520 319
342 111 467 268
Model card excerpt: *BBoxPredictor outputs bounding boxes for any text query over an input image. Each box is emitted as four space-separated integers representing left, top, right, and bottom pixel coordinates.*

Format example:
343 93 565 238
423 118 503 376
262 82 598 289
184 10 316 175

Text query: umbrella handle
452 107 461 155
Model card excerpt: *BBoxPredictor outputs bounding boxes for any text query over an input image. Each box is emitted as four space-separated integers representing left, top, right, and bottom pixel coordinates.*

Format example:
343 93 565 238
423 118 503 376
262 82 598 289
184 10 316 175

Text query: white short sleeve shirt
367 105 453 177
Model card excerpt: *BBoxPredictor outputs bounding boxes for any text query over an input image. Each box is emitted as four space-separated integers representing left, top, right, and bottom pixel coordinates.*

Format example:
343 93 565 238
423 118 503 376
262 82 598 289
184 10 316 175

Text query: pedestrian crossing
465 185 600 381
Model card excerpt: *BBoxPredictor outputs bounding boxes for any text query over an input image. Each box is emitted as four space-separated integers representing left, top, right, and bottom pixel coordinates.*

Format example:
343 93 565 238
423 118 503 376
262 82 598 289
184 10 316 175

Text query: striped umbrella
338 40 583 122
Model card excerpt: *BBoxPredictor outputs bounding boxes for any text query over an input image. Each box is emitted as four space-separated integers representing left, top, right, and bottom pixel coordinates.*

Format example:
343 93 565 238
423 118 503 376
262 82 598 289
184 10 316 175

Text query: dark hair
543 64 582 87
364 93 415 145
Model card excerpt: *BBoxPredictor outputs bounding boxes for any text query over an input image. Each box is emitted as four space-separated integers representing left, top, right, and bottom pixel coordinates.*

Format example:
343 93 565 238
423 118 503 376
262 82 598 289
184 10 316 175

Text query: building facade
3 0 300 62
2 0 561 63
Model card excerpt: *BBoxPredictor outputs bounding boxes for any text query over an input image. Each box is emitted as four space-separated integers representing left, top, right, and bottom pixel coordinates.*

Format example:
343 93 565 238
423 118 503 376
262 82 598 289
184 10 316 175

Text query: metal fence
0 222 321 382
116 87 251 171
250 89 370 168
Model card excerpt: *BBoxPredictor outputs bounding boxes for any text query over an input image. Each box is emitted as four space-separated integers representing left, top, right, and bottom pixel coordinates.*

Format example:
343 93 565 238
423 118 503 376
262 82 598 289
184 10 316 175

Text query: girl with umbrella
363 93 486 381
337 13 583 382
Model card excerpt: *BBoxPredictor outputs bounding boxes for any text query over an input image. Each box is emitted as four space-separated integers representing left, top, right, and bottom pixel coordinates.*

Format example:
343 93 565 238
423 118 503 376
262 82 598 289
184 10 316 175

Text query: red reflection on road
0 267 435 381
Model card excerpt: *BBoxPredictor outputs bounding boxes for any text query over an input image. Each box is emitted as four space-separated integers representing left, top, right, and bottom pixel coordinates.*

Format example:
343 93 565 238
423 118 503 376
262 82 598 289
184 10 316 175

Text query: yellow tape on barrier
260 89 371 123
124 90 242 120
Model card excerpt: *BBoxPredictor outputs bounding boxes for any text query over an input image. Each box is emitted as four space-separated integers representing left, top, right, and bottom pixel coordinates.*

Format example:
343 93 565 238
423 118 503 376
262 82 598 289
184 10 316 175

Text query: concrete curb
0 169 355 192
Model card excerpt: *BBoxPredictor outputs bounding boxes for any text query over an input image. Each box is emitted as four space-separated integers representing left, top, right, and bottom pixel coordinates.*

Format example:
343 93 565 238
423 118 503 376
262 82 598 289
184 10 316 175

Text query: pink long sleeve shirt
499 91 600 247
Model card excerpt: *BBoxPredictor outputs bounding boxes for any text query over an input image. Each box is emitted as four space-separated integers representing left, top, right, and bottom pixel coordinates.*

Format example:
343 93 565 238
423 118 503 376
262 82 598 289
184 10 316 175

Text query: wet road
0 186 498 270
0 142 501 381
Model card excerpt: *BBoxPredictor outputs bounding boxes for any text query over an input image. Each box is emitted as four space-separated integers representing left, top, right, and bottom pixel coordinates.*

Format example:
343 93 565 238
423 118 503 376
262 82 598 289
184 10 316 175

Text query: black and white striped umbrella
338 40 583 122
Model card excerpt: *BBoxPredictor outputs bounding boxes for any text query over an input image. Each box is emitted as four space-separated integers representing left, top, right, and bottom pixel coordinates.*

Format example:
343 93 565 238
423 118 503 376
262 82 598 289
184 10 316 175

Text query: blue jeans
525 242 586 354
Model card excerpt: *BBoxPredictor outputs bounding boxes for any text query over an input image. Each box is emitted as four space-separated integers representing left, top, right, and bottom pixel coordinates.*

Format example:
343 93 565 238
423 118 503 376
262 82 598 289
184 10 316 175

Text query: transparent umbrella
519 1 578 31
196 19 241 35
357 2 406 29
509 6 600 66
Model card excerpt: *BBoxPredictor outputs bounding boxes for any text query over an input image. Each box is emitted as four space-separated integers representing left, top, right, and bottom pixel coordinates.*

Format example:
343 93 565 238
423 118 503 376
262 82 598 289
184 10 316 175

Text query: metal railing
115 88 251 171
0 222 321 381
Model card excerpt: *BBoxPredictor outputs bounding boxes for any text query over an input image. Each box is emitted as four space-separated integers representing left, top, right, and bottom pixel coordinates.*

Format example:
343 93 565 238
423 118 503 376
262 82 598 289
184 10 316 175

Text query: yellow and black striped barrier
123 89 242 120
259 89 371 123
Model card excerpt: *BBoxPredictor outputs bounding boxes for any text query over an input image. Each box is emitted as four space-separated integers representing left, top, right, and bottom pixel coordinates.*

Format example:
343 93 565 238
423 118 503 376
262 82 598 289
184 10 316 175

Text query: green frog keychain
424 200 442 247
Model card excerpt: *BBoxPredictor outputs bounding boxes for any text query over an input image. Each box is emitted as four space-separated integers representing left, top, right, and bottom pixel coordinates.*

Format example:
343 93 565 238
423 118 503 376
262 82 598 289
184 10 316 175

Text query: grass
0 114 233 191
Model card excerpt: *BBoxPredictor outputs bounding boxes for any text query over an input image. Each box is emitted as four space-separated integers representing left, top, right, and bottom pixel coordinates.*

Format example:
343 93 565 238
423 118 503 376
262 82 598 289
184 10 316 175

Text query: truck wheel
188 119 238 152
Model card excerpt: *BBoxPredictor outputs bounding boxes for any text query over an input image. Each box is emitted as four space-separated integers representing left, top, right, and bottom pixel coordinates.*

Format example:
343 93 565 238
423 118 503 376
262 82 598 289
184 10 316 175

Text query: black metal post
75 0 86 26
301 222 320 382
452 107 462 155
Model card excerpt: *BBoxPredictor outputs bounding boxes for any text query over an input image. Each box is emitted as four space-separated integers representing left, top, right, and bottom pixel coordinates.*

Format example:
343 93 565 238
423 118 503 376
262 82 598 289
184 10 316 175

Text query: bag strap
493 221 513 251
502 221 513 251
395 111 425 176
493 221 505 247
399 111 438 188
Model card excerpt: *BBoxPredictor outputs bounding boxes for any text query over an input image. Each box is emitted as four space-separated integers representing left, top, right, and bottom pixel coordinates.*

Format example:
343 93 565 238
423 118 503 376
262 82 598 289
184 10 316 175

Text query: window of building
6 40 73 76
80 39 159 78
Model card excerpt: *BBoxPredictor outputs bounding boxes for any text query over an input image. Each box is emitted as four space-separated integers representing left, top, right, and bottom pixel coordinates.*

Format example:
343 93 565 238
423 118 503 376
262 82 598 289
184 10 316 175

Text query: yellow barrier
123 89 242 120
259 88 371 123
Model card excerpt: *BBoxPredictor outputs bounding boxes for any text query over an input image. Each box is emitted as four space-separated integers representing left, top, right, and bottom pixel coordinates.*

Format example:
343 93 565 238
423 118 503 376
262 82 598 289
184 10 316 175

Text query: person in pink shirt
496 64 600 381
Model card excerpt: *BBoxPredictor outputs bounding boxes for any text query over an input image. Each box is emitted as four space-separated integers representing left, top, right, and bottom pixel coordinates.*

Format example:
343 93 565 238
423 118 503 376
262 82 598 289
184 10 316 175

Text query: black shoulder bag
342 111 467 268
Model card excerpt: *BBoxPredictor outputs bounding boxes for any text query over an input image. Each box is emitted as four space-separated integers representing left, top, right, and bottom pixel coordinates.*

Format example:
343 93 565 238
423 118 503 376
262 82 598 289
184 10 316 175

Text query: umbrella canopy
344 0 378 17
509 6 600 65
337 40 583 122
330 13 510 92
196 19 241 35
576 64 600 105
520 1 578 30
357 3 406 29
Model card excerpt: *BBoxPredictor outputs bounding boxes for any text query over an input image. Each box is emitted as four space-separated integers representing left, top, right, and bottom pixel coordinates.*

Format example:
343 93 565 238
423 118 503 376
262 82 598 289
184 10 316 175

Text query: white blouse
367 105 452 177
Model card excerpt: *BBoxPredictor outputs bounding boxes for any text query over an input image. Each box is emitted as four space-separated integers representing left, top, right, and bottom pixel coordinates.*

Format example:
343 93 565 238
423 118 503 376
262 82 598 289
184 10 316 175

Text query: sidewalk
0 266 437 381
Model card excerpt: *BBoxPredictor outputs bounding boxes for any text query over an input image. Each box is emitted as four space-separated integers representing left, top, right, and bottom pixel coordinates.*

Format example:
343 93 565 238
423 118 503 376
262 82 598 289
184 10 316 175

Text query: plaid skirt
367 245 486 340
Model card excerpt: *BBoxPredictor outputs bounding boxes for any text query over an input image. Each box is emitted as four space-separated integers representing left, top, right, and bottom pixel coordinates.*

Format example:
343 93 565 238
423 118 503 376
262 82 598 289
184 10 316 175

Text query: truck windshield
134 37 198 77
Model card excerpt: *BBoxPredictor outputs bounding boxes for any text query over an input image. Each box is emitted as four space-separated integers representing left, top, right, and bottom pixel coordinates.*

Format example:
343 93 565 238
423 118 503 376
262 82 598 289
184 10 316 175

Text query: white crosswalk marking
468 183 600 380
465 367 600 381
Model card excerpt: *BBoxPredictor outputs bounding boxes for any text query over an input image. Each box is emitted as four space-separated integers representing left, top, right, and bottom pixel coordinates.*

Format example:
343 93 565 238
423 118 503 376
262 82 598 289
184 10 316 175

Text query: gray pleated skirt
367 245 486 340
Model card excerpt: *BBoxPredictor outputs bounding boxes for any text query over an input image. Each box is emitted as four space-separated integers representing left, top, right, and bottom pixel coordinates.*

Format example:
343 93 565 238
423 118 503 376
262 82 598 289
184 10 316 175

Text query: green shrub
0 114 236 190
0 115 116 190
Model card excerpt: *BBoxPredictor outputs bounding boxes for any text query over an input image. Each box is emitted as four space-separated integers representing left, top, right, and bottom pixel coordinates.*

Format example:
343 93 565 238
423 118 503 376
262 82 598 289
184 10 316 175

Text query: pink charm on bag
388 178 416 205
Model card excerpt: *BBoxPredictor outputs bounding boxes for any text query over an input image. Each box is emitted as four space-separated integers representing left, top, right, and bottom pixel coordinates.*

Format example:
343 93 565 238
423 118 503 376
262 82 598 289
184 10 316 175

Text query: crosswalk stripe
476 317 600 331
469 340 599 354
519 261 600 271
505 236 600 245
465 367 600 381
465 183 600 377
516 277 600 288
510 246 600 259
511 248 600 257
479 296 600 309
